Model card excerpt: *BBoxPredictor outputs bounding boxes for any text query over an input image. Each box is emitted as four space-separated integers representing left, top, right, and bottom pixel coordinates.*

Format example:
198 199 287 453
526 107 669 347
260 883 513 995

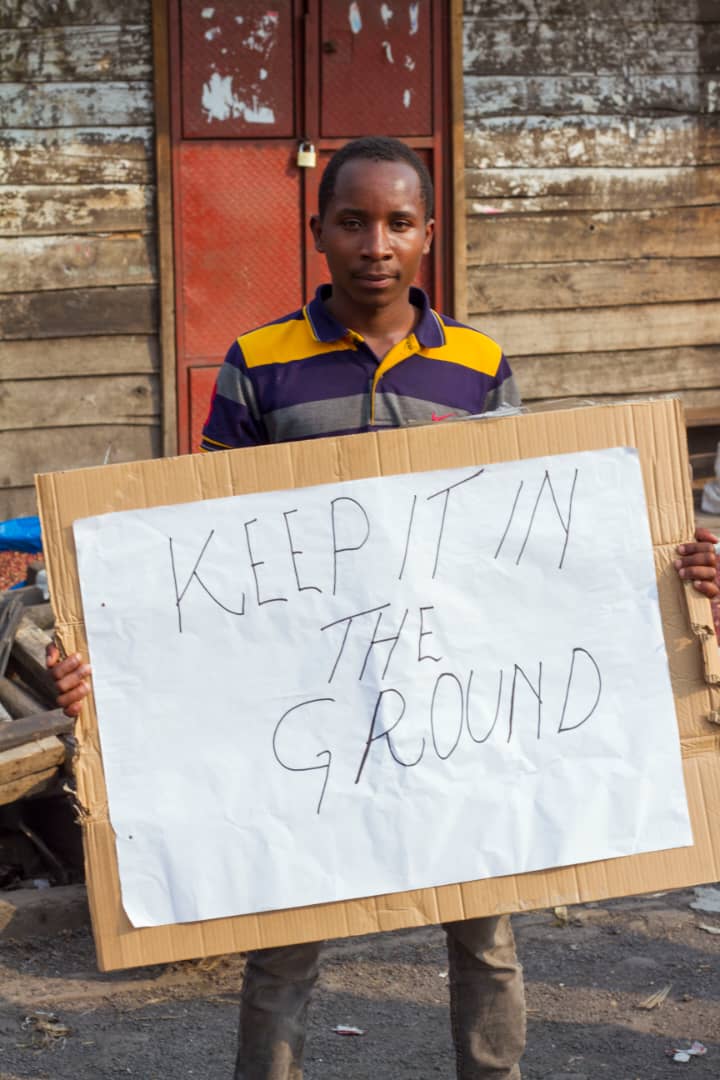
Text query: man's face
311 158 434 313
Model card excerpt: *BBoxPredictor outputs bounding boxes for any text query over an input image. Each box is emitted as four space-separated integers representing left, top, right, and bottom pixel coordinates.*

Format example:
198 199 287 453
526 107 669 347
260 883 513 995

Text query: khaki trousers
234 915 525 1079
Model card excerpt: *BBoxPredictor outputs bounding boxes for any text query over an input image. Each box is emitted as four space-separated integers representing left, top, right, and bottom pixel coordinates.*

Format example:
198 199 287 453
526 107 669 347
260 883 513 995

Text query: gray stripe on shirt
483 374 521 412
216 362 262 422
264 393 474 441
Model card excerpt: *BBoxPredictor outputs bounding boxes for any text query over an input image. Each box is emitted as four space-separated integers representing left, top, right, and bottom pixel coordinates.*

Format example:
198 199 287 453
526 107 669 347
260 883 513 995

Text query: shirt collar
304 284 445 348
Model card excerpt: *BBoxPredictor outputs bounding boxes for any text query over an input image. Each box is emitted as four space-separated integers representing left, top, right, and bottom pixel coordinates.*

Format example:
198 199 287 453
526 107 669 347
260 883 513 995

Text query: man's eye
342 219 361 229
392 220 412 230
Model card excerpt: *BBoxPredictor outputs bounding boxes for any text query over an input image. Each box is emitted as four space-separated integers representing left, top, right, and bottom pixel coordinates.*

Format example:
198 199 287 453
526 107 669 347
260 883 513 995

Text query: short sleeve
200 341 268 451
482 354 522 412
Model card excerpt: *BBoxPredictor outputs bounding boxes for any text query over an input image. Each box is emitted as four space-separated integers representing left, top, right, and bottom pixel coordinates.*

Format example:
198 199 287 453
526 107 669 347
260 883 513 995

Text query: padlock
297 141 317 168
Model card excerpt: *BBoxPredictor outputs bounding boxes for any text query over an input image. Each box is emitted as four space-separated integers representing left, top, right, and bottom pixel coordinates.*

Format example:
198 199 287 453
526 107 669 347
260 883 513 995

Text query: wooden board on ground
0 765 61 806
0 735 65 787
10 617 56 703
0 678 46 720
0 709 74 753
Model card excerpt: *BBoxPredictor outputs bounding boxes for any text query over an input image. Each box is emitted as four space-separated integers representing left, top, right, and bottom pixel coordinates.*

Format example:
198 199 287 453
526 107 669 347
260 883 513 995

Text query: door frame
152 0 467 456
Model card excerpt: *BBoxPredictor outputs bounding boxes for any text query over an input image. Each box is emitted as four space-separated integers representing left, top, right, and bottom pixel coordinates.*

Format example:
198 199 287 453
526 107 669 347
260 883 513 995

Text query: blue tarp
0 515 42 554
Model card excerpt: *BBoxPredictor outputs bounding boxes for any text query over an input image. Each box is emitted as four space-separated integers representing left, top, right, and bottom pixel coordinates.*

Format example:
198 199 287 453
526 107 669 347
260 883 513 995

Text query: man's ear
310 214 324 252
423 218 435 256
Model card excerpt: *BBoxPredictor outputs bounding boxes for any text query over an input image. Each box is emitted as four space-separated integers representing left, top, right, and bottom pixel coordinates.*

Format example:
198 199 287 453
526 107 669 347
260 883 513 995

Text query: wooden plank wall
462 0 720 413
0 0 159 519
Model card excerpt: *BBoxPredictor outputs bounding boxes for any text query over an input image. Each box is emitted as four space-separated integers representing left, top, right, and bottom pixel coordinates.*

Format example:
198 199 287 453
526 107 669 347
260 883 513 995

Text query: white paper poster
73 447 692 928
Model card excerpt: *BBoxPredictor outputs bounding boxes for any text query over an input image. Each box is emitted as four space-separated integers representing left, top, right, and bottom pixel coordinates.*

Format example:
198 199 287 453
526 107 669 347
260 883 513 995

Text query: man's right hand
46 643 91 718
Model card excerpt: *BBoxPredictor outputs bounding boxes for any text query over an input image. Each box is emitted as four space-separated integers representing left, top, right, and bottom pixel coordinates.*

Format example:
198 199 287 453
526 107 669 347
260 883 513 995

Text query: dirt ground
0 886 718 1080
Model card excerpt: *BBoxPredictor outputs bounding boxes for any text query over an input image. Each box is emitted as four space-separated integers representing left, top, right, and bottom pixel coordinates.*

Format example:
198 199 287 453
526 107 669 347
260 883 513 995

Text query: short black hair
318 136 434 221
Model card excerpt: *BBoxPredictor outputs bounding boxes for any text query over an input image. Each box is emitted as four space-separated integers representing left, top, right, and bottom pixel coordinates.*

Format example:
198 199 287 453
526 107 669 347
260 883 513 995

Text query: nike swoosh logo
431 412 455 422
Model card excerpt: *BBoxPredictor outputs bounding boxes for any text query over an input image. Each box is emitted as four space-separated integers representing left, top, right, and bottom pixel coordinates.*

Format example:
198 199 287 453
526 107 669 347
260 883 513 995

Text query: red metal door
169 1 451 452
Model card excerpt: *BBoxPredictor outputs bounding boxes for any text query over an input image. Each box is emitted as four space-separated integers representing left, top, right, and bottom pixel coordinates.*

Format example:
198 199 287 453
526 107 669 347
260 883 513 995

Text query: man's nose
362 222 392 259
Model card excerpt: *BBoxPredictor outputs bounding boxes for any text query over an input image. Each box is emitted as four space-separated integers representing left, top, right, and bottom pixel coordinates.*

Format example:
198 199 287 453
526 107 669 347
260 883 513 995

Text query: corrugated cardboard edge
36 399 720 971
684 590 720 687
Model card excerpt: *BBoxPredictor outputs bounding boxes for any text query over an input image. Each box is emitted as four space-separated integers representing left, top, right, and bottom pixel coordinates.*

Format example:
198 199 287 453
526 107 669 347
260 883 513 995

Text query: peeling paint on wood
0 184 154 235
0 0 159 514
464 115 720 168
464 166 720 211
510 346 720 399
472 301 720 357
0 335 158 378
0 82 153 128
468 257 720 312
0 0 150 29
0 26 151 81
0 374 159 430
463 2 718 21
470 257 720 313
467 206 720 265
0 233 156 292
526 388 720 412
463 19 717 76
0 128 153 184
464 74 720 117
0 424 160 489
461 0 720 422
0 284 157 339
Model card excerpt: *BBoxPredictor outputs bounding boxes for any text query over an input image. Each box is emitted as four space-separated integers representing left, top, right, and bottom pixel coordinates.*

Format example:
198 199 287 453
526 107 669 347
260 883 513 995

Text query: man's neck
324 291 419 351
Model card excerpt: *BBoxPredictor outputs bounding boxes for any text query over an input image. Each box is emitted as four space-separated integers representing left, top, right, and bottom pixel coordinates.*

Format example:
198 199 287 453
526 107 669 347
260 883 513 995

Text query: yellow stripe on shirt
420 320 503 377
240 317 355 369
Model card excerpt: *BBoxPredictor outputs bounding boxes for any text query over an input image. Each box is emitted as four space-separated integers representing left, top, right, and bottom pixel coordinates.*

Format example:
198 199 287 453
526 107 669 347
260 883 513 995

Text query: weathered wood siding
463 0 720 413
0 0 159 519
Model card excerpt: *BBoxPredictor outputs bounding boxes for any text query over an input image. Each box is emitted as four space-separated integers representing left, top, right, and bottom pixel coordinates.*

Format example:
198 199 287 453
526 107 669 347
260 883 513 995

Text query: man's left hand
674 527 719 600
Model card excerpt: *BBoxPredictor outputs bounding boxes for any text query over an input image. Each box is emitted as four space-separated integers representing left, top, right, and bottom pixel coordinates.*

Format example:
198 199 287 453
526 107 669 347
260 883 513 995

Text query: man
49 137 719 1079
200 135 525 1080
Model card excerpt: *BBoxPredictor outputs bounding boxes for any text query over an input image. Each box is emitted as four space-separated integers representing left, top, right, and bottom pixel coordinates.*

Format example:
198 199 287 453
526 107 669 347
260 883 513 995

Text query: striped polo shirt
200 285 519 451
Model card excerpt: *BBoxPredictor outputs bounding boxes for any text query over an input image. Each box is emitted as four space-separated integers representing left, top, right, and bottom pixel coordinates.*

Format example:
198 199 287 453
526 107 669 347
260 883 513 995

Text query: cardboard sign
37 400 720 970
72 448 690 928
